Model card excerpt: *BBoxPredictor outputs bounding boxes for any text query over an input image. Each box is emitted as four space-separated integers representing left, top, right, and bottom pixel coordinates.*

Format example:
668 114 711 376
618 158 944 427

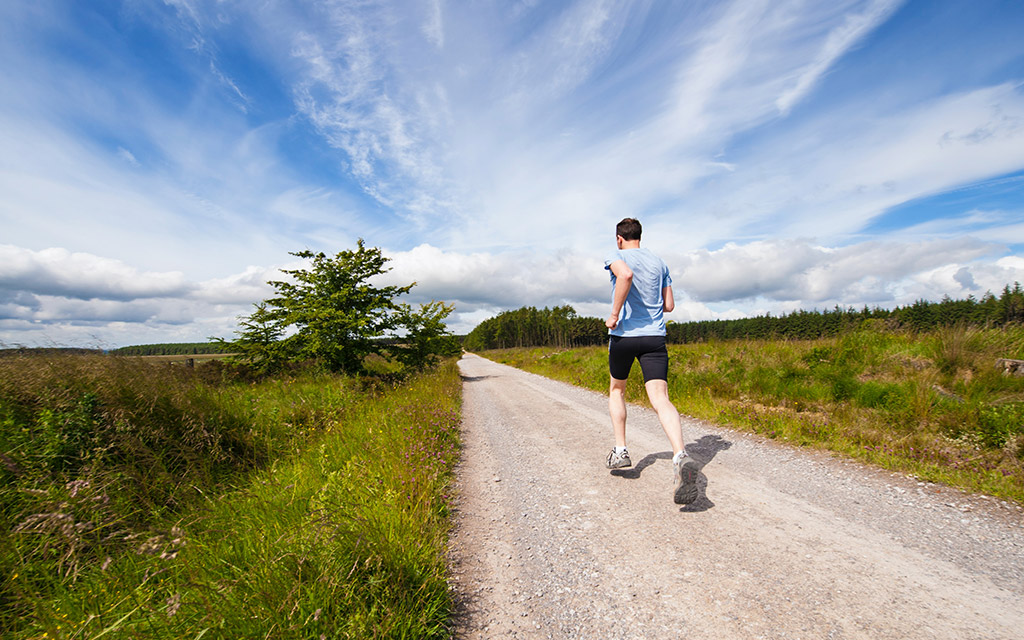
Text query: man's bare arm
606 259 633 329
663 285 675 313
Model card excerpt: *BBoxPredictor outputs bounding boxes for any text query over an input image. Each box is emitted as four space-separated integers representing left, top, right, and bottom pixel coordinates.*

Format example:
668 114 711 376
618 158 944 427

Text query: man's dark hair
616 218 642 241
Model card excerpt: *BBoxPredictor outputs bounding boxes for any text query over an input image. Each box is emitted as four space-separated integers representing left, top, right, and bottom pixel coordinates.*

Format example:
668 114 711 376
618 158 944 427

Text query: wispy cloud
422 0 444 49
775 0 903 114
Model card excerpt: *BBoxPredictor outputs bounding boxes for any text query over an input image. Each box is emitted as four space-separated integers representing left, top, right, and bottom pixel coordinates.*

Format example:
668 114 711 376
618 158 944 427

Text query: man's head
616 218 642 242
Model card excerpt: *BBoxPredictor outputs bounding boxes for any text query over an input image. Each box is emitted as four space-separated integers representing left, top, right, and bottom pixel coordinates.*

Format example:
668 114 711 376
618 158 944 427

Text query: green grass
482 326 1024 504
2 353 461 639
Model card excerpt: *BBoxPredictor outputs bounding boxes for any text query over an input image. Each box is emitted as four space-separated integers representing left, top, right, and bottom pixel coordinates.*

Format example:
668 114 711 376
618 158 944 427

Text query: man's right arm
606 259 633 329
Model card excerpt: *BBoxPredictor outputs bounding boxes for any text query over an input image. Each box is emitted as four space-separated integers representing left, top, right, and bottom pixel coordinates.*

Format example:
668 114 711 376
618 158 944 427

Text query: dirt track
447 353 1024 639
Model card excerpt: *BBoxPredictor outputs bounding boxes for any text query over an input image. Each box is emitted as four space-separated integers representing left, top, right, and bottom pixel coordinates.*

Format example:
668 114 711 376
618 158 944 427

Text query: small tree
391 300 463 370
231 241 456 374
229 301 287 374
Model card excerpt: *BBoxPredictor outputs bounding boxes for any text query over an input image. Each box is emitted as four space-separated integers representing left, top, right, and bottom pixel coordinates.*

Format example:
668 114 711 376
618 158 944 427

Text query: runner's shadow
609 451 670 479
686 434 733 465
459 375 493 383
679 434 733 513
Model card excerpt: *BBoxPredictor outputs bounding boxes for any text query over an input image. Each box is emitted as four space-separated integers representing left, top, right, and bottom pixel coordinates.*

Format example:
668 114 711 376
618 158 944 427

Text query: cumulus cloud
0 245 192 301
377 237 1021 332
0 245 283 346
378 244 608 308
671 237 1001 304
2 233 1021 347
192 265 279 304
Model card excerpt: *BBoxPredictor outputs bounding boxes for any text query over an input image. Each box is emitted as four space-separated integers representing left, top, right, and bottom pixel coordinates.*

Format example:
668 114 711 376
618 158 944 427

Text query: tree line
110 342 228 356
462 305 607 351
464 283 1024 349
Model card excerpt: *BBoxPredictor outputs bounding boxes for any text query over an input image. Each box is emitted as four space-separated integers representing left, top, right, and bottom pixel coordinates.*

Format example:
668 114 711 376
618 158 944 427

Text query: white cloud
436 0 921 253
192 265 278 304
0 244 288 347
0 245 191 301
422 0 444 49
378 243 608 308
116 147 140 166
379 236 1018 330
1 231 1020 348
891 202 1024 245
775 0 902 114
671 237 1000 304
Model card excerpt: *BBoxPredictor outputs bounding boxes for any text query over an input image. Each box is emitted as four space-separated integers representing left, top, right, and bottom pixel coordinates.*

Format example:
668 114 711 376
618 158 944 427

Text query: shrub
979 402 1024 449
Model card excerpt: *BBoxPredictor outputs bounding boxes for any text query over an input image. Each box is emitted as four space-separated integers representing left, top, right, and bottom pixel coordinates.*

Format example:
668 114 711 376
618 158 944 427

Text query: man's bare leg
609 377 628 448
646 379 698 503
644 379 684 456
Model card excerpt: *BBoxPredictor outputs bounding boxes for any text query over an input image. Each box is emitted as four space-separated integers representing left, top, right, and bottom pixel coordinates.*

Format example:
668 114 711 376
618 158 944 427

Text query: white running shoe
606 448 632 469
673 455 699 504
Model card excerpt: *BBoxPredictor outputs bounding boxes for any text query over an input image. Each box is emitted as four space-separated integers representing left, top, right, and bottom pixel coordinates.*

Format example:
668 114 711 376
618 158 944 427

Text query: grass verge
2 354 461 639
482 326 1024 504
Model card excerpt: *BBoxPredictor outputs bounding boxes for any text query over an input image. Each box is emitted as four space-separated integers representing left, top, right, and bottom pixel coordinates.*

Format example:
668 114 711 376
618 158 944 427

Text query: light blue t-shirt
604 248 672 337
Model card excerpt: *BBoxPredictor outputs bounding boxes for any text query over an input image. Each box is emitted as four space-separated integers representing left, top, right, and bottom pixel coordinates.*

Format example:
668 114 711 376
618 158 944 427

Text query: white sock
615 446 628 455
673 450 686 463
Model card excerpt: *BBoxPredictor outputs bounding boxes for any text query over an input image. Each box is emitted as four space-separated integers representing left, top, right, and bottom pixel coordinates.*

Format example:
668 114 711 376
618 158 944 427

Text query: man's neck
618 239 641 250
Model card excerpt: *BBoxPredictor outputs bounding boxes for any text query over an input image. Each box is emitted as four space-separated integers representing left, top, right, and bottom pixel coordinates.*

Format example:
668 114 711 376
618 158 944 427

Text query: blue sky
2 0 1023 347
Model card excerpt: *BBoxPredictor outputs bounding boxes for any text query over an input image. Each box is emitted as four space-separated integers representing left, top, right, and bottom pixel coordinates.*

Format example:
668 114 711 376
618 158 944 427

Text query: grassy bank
483 325 1024 504
2 353 461 638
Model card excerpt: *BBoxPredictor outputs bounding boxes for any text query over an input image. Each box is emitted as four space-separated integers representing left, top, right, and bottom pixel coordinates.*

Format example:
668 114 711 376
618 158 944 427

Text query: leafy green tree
231 241 456 374
391 300 463 370
227 302 287 374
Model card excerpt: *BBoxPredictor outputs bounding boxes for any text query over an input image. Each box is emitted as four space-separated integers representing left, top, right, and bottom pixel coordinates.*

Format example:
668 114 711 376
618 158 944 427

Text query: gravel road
446 353 1024 639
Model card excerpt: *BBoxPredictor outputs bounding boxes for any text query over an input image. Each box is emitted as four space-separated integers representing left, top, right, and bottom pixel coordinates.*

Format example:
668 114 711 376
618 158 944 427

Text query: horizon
7 281 1019 352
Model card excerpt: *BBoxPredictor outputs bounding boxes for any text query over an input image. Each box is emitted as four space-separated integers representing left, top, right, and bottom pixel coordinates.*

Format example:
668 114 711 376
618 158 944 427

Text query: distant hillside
0 347 103 357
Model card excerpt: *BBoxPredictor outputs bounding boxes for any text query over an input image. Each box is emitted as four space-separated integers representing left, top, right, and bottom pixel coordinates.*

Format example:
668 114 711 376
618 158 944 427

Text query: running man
604 217 699 505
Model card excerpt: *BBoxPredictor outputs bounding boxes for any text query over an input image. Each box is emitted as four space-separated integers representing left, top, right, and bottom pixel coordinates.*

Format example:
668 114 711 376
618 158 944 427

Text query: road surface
447 353 1024 639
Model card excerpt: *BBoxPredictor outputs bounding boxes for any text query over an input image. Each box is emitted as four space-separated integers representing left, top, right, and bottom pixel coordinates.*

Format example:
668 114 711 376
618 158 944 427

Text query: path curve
447 353 1024 639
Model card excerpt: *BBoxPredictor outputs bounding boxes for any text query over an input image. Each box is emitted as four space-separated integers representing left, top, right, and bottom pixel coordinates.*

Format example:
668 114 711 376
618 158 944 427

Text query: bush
979 402 1024 449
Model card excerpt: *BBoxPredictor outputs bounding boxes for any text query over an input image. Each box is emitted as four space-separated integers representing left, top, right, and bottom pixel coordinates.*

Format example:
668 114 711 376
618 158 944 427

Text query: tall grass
483 326 1024 503
1 353 461 638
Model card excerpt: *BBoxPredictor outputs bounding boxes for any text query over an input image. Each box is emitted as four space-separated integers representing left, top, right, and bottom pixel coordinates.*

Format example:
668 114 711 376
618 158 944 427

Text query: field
1 353 461 639
483 325 1024 504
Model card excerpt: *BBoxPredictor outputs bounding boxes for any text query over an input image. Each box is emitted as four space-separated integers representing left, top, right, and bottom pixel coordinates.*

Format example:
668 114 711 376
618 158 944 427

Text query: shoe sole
673 458 699 504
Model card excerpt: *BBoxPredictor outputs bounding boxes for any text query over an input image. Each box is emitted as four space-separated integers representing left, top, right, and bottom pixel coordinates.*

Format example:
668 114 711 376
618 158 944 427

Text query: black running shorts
608 335 669 382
